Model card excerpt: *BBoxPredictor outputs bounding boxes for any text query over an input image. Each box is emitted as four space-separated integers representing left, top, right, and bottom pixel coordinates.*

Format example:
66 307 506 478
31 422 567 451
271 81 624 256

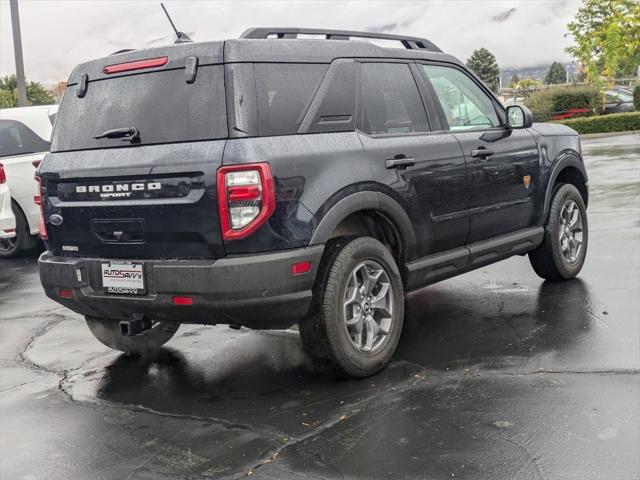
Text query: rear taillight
34 176 48 240
0 164 6 184
217 163 275 240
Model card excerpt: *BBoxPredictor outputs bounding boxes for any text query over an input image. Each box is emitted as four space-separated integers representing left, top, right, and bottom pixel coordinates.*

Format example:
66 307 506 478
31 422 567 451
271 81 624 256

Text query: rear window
0 119 50 158
359 63 429 135
51 66 227 152
254 63 327 136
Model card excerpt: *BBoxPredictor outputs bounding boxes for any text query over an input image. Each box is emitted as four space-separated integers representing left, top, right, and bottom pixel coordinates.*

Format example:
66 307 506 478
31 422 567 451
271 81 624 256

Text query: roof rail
239 27 441 52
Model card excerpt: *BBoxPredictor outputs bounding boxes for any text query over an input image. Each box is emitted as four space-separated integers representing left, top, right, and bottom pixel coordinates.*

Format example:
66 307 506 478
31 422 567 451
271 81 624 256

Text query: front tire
85 316 180 355
299 237 404 378
529 183 588 281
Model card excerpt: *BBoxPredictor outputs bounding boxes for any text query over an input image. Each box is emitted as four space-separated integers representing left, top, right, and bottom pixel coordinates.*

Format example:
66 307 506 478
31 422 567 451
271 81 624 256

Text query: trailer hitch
119 316 152 336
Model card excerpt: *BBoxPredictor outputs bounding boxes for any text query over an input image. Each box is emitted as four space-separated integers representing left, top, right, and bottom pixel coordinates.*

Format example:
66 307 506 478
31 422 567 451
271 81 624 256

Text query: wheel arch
309 191 417 265
544 155 588 223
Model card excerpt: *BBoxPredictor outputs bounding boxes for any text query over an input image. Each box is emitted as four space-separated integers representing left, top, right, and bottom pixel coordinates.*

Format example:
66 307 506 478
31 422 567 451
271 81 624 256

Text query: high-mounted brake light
217 163 275 241
0 163 6 184
34 176 48 240
103 56 168 75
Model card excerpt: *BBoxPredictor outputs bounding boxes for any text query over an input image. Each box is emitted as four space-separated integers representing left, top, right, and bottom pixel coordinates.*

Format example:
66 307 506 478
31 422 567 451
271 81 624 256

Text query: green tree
509 74 520 87
0 75 55 108
566 0 640 83
466 48 500 93
545 62 568 84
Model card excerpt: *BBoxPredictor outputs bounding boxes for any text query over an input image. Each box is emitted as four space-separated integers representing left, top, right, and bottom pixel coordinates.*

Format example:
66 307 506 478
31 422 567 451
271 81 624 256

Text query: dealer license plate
101 261 145 295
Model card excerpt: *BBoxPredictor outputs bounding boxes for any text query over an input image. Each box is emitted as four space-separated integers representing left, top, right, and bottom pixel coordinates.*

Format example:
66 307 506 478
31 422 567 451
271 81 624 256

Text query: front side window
359 63 429 135
0 119 50 158
421 64 500 131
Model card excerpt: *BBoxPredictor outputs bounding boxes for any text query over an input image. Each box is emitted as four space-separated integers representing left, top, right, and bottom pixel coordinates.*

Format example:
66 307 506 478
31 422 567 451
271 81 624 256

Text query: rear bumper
38 245 324 329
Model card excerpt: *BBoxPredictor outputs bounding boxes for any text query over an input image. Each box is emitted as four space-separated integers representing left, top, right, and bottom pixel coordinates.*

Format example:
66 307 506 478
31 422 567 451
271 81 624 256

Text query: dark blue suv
38 28 588 377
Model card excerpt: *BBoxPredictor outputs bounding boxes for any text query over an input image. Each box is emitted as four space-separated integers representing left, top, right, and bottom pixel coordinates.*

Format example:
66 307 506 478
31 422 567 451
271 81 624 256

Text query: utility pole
9 0 28 107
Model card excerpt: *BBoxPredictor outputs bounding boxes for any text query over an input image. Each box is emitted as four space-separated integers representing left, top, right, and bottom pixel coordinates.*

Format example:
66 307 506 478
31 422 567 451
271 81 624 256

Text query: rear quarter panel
222 132 373 254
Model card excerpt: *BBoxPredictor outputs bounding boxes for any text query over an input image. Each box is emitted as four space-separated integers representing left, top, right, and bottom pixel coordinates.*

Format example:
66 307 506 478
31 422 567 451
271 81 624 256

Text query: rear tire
299 237 404 378
529 183 588 281
0 201 37 258
85 316 180 355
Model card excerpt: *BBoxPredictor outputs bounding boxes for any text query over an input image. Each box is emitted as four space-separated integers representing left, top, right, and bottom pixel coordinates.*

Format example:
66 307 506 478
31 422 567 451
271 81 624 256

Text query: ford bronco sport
38 28 588 377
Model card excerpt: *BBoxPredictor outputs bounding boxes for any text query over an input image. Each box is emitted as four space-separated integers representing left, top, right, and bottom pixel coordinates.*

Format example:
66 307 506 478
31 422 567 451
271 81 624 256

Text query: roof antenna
160 3 192 44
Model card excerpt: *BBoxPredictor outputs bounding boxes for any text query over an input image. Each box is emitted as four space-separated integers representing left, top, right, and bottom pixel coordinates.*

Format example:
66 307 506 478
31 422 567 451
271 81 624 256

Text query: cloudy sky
1 0 583 85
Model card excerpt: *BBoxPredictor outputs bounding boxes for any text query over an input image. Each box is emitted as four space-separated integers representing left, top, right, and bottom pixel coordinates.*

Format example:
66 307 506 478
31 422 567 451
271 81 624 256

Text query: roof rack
240 27 441 52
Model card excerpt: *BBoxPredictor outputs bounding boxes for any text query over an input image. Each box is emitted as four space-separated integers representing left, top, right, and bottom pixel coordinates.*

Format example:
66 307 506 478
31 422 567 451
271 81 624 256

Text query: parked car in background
0 105 57 257
0 163 16 247
603 89 634 114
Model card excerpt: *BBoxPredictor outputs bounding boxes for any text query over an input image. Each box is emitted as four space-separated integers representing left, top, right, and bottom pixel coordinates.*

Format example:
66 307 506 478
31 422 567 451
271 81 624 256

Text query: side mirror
506 104 533 129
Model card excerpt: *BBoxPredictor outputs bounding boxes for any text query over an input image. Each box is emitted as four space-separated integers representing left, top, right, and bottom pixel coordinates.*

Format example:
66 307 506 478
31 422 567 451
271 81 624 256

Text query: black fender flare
309 191 417 262
543 154 588 222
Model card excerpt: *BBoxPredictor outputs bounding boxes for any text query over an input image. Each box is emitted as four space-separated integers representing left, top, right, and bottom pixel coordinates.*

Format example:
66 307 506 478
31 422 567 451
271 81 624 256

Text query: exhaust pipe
119 316 152 336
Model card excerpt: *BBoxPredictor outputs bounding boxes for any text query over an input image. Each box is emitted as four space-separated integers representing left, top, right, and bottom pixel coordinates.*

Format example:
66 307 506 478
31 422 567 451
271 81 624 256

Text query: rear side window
359 63 429 135
51 65 227 152
255 63 327 136
0 119 50 158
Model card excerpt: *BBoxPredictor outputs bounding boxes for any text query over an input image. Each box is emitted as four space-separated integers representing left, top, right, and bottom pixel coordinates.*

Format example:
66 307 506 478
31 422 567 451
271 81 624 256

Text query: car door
356 60 470 259
418 62 540 244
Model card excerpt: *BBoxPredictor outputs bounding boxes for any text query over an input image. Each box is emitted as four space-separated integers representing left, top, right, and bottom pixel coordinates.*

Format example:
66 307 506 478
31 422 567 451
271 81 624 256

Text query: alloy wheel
0 236 17 254
559 199 583 264
342 260 394 353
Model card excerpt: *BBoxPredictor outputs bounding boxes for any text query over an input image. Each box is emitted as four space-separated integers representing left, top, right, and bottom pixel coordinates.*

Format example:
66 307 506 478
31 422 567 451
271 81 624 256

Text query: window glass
605 93 619 103
360 63 429 135
606 91 632 103
52 66 227 152
0 119 50 158
254 63 328 136
421 64 500 131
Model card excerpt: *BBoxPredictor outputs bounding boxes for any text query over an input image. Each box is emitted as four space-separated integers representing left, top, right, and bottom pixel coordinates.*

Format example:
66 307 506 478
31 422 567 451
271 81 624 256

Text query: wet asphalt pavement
1 133 639 480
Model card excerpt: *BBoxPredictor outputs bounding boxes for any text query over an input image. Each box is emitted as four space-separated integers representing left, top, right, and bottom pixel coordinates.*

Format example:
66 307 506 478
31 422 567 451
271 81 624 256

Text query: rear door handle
385 156 416 169
471 147 494 159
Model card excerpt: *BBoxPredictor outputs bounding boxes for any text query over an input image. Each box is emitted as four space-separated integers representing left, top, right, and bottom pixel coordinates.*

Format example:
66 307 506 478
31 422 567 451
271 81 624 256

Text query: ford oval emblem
49 214 64 226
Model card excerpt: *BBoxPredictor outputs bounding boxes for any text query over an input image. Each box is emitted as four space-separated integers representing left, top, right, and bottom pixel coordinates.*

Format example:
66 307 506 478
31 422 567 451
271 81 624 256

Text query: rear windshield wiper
94 127 140 143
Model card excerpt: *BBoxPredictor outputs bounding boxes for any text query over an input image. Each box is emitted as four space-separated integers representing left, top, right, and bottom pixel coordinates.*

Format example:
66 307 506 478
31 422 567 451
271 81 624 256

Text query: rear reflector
172 296 193 306
0 164 5 184
32 159 41 168
103 56 168 74
59 289 73 299
291 261 312 275
2 228 15 234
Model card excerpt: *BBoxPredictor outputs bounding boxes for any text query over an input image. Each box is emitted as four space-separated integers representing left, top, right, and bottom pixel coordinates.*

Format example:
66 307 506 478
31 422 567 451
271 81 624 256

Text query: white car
0 163 16 243
0 105 57 257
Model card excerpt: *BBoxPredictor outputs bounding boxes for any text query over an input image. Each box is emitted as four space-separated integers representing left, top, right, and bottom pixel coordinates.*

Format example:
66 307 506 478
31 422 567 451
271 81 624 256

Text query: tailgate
40 43 228 259
40 142 226 259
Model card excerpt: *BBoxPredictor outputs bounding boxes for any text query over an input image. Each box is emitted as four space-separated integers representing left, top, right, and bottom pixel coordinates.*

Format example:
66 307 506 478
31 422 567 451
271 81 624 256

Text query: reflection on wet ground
1 134 639 479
